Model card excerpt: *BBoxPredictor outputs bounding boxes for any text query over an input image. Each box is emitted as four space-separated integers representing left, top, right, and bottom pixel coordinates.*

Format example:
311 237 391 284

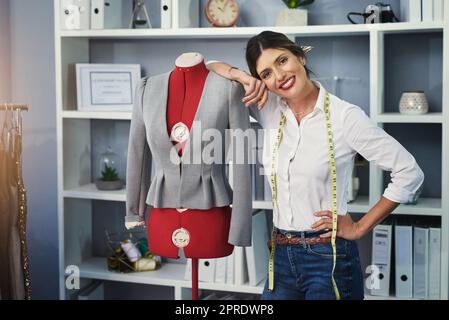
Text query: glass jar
96 146 124 190
98 146 118 181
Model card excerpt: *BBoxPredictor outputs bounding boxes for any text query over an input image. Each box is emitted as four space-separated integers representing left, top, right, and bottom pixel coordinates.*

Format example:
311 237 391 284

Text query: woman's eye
261 71 271 79
279 57 288 64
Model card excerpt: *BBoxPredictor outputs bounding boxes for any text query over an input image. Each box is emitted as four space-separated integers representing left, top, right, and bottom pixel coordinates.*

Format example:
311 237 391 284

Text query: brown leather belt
268 233 331 250
276 233 331 246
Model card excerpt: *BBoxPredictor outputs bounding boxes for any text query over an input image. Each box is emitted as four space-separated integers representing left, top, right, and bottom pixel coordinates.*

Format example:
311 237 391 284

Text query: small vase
276 8 308 26
399 91 429 115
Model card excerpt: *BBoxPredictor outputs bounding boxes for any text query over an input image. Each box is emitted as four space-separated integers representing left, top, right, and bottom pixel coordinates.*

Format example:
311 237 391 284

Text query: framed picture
76 63 141 111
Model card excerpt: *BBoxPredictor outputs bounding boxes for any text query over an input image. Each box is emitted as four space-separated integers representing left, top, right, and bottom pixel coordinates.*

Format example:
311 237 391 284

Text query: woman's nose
274 70 286 82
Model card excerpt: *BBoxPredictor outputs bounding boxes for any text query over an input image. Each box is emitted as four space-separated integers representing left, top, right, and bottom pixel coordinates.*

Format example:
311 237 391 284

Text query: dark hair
245 31 312 80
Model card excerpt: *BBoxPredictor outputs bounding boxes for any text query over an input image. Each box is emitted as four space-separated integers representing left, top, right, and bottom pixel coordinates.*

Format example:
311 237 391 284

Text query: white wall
9 0 58 299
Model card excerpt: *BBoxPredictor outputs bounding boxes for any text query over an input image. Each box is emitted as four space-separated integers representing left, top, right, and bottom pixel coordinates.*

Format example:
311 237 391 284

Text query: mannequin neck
174 59 208 75
175 52 203 67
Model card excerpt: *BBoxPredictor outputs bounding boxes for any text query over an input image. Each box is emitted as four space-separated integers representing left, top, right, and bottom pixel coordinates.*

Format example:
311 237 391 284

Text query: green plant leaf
282 0 314 8
299 0 314 6
101 163 119 181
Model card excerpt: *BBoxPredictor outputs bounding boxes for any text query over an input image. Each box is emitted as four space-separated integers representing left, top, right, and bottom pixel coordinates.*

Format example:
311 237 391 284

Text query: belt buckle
172 228 190 248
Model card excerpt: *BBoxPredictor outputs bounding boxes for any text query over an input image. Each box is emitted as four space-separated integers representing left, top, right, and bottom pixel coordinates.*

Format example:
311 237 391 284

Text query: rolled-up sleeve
341 104 424 204
125 77 152 223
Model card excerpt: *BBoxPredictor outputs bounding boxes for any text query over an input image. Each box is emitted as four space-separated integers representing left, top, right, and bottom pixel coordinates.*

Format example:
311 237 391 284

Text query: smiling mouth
279 76 295 90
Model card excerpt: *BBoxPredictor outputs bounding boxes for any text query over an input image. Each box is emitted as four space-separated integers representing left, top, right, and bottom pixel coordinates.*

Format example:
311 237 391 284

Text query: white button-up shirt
250 81 424 231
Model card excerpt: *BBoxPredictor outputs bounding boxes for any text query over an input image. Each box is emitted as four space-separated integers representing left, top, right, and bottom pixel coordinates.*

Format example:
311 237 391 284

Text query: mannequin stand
192 258 199 300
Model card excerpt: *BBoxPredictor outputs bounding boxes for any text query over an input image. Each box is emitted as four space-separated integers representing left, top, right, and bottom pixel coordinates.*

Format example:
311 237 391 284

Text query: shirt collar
276 80 326 114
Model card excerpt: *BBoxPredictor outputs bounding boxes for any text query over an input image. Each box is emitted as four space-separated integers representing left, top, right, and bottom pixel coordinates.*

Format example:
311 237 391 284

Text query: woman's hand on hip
232 69 268 110
311 210 362 240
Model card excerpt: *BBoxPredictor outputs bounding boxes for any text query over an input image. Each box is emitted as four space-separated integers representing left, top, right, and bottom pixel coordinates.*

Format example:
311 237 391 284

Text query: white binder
178 0 199 27
199 259 216 283
184 258 191 280
91 0 105 29
433 0 444 21
400 0 422 22
234 246 248 285
184 258 216 283
104 0 122 29
370 224 392 296
214 257 227 284
428 227 441 299
160 0 172 29
422 0 434 22
225 250 235 285
61 0 90 30
413 226 429 299
394 225 413 298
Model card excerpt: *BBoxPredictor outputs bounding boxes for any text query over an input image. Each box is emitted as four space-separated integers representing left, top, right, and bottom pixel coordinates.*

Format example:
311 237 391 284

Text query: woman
207 31 424 300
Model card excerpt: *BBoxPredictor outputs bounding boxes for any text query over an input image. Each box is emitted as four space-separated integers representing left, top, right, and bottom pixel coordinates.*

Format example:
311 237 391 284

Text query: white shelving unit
55 0 449 300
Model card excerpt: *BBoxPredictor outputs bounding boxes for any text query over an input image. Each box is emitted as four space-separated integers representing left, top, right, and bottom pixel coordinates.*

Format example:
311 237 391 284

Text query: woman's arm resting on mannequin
206 61 268 109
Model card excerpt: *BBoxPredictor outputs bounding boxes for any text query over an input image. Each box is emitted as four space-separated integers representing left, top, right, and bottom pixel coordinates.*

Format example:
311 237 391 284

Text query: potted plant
95 146 125 190
276 0 314 26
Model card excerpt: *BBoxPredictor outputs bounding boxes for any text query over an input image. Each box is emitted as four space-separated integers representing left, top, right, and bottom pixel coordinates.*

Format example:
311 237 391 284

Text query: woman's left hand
311 211 362 241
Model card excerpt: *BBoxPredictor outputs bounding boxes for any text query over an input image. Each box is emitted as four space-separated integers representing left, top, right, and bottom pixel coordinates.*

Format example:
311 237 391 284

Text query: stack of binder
185 210 269 287
370 218 441 299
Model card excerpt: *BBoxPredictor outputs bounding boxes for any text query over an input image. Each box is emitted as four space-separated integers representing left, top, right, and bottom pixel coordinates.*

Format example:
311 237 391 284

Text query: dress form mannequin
141 52 234 299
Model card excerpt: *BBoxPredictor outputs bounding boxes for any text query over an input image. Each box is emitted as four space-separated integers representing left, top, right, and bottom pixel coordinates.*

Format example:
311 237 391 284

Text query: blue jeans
261 228 364 300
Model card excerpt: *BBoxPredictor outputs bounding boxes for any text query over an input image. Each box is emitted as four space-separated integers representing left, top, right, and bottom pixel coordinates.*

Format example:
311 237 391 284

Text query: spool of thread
134 258 157 272
138 237 149 256
121 240 142 262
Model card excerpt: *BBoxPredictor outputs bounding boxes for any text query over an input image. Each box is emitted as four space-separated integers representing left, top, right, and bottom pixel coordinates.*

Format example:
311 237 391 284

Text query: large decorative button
170 122 189 143
172 228 190 248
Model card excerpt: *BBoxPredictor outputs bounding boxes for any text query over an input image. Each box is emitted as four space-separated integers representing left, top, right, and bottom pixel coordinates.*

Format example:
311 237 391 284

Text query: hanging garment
0 111 31 300
126 72 253 246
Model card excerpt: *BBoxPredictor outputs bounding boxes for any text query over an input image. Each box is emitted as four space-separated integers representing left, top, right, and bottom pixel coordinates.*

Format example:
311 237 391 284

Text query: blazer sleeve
228 80 253 247
341 104 424 203
125 77 152 223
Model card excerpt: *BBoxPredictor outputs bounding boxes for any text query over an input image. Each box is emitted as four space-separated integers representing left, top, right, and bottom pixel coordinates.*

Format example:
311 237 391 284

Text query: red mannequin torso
147 59 234 259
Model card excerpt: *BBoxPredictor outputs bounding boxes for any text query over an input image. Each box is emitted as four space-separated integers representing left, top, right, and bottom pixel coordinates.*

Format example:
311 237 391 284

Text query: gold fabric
0 113 31 300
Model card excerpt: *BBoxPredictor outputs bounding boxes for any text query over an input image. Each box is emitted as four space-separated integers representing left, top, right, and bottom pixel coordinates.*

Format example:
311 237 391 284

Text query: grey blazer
126 71 253 246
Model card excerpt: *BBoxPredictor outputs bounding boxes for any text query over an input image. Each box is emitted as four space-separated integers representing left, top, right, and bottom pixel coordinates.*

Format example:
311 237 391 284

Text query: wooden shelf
58 22 443 40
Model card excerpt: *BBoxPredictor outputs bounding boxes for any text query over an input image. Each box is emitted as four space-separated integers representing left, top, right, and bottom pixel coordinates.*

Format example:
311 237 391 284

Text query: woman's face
255 48 308 100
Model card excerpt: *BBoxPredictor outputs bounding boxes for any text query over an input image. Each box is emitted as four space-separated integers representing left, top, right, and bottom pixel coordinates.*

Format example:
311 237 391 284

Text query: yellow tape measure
268 91 340 300
268 112 286 293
